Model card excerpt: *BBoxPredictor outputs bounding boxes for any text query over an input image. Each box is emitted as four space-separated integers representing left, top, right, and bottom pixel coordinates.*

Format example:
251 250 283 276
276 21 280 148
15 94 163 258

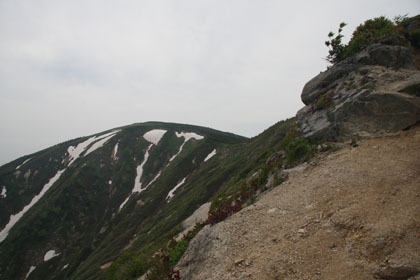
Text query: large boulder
301 44 415 106
297 44 420 141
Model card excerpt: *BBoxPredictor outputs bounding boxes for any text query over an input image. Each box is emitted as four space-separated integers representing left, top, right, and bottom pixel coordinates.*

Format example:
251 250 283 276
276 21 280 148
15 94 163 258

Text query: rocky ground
177 126 420 280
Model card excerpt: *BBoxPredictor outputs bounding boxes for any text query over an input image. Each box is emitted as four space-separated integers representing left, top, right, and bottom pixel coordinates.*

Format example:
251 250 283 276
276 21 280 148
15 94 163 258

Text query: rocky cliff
176 36 420 280
297 43 420 141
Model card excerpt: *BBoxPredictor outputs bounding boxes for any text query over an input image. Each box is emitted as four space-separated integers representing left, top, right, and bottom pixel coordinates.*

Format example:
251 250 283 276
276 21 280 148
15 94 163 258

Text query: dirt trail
178 126 420 280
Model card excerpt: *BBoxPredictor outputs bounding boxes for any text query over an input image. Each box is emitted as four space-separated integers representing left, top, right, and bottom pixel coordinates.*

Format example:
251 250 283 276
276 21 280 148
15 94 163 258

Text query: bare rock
297 44 420 141
375 263 420 280
301 44 415 106
354 44 415 69
176 224 227 279
265 168 288 189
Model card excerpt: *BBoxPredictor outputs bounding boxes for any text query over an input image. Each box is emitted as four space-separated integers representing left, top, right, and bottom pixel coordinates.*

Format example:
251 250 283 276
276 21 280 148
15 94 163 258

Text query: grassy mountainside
104 118 299 280
0 122 247 280
0 118 301 280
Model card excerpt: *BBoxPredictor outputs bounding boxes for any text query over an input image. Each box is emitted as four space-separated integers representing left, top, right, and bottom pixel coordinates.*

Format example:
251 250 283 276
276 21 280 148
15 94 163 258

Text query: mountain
0 118 300 280
2 15 420 280
0 122 250 279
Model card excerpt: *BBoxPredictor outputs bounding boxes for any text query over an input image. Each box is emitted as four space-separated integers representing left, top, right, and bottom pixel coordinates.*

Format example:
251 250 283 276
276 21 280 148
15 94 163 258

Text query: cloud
1 0 419 164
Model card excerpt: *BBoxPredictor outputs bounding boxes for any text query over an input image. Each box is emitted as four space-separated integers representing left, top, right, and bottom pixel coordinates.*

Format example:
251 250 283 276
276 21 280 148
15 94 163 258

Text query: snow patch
119 196 130 210
24 266 36 280
16 158 31 170
119 130 167 211
67 130 119 166
0 169 65 243
44 250 60 261
133 144 153 193
0 186 6 198
84 132 119 156
113 143 119 160
144 171 162 189
176 132 204 141
204 149 217 162
166 178 186 201
108 180 112 185
169 131 205 163
143 129 167 145
62 264 69 270
67 137 101 166
0 131 122 243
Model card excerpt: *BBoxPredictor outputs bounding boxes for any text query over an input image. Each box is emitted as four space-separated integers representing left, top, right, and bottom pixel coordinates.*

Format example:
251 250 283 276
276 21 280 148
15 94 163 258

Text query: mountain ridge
0 121 250 280
2 15 420 280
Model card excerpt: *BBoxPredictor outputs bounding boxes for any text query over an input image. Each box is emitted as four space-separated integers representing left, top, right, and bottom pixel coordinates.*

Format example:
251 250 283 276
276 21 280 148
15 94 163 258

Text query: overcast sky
1 0 419 165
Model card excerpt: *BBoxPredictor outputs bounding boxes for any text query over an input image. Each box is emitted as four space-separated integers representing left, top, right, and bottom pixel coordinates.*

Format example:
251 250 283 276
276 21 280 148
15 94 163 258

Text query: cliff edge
296 43 420 141
176 20 420 280
177 125 420 280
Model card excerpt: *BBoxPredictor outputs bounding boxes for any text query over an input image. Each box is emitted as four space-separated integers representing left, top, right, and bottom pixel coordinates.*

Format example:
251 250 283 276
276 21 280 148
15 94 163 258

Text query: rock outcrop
175 43 420 280
297 44 420 140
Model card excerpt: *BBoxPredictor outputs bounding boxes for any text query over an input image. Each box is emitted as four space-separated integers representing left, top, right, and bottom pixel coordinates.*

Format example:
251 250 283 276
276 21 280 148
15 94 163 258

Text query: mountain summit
0 122 246 279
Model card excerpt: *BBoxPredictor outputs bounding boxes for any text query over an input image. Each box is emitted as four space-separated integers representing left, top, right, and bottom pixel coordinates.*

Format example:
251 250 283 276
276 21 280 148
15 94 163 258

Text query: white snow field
143 129 167 145
67 135 103 166
1 186 6 198
24 266 36 280
68 130 120 165
169 132 204 163
144 170 161 189
0 130 120 243
132 144 153 193
113 143 119 159
16 158 31 170
119 129 167 210
118 196 131 211
204 149 217 162
118 196 130 210
84 131 119 156
0 169 65 243
43 249 60 261
166 177 186 201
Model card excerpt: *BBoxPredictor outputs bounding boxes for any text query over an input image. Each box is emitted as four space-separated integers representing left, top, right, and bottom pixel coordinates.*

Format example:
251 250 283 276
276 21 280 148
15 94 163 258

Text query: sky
1 0 419 165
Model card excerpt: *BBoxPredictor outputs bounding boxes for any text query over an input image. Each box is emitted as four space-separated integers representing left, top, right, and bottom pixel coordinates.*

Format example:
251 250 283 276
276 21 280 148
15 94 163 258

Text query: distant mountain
0 121 253 279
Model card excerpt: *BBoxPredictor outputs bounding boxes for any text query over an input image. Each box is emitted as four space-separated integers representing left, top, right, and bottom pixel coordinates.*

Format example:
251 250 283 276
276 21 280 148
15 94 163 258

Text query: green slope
0 122 246 280
0 118 301 280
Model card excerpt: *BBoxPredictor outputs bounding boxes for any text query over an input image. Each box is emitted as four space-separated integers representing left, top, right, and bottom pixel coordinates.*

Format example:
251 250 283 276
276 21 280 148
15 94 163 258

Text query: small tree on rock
325 22 347 64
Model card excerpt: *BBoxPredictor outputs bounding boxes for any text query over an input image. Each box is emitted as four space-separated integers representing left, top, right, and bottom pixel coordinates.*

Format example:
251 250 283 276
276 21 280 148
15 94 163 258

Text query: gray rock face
355 44 415 69
298 44 420 141
301 44 415 106
176 225 229 279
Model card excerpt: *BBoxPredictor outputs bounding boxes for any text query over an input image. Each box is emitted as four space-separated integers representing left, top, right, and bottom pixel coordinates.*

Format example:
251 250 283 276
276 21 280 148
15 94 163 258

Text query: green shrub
168 239 188 266
278 130 315 166
326 16 412 64
398 15 420 48
345 16 407 57
325 22 347 63
107 251 147 280
314 93 333 111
